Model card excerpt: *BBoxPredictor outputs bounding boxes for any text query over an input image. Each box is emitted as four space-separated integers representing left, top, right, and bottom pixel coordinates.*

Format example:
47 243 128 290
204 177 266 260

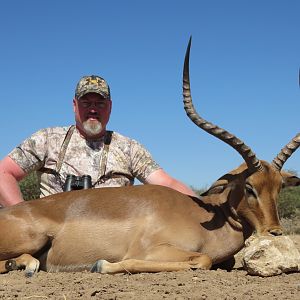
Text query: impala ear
202 185 232 205
201 185 226 196
281 171 300 188
201 179 229 196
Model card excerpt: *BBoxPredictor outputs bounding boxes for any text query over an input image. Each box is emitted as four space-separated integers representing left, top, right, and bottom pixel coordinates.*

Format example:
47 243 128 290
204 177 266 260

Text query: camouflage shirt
9 126 161 197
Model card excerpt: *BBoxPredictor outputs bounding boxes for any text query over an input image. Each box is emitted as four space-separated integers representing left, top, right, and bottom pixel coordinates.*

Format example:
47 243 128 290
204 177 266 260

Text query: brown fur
0 164 299 275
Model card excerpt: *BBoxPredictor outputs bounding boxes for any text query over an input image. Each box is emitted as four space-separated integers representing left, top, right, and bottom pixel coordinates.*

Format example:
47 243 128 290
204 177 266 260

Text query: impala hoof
25 270 35 278
91 260 106 273
5 260 18 271
24 257 40 277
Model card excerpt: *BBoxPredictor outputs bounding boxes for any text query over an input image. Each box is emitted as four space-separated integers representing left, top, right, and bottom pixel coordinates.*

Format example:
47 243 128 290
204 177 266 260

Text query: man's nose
88 103 100 111
88 109 98 114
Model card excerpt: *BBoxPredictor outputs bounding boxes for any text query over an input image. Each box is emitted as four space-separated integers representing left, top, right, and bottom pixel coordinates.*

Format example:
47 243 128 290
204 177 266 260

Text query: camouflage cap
75 75 111 100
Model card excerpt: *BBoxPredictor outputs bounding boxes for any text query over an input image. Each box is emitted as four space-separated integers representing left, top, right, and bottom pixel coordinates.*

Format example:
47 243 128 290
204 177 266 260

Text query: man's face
73 92 112 138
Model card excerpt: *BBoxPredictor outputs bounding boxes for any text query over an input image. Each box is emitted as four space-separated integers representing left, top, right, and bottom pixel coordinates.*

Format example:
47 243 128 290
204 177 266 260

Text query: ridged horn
183 37 263 173
272 133 300 170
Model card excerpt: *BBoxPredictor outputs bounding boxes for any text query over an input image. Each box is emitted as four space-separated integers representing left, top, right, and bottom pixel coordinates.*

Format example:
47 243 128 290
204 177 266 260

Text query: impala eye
245 184 257 198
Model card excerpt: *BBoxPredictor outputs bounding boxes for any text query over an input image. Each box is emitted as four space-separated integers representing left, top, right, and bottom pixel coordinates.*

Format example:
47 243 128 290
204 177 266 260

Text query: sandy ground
1 235 300 300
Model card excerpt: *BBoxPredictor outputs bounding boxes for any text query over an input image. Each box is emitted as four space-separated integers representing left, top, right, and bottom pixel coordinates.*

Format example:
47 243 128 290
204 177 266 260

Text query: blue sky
0 0 299 189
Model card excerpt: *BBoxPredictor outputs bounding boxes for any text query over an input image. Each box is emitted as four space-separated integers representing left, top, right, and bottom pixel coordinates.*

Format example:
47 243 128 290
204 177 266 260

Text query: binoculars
63 174 92 192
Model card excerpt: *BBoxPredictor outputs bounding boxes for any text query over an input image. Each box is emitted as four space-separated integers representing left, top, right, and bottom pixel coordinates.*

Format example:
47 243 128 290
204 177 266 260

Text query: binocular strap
39 125 76 189
56 125 76 174
40 127 114 189
94 130 113 186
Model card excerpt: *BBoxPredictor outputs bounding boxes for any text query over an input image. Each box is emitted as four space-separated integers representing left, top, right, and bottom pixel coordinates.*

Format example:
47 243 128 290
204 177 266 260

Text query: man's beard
82 119 103 137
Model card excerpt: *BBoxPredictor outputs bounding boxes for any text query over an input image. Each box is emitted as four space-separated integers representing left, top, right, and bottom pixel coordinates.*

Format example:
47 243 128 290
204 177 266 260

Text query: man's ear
73 98 77 113
108 99 112 114
281 171 300 188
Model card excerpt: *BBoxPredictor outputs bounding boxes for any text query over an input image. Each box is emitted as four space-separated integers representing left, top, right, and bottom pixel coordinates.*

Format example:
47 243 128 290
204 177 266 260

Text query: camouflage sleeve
8 129 48 173
129 139 161 183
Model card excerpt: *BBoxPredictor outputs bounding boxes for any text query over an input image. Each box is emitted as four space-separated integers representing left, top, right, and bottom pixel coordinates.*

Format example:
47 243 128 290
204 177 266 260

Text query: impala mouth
254 226 283 237
267 228 283 236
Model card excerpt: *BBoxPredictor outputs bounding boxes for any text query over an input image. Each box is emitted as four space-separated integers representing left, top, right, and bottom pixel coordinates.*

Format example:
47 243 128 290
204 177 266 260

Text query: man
0 75 196 207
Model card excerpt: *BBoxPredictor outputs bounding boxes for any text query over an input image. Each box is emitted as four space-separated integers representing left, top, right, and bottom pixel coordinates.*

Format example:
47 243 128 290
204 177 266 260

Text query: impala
0 38 299 276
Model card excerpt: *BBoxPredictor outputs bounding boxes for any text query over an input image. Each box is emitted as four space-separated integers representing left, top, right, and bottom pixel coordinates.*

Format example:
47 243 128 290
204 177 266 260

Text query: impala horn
272 133 300 170
182 37 263 174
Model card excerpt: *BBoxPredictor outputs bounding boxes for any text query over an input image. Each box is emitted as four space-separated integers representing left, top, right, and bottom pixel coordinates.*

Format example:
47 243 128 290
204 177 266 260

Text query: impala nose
268 228 283 236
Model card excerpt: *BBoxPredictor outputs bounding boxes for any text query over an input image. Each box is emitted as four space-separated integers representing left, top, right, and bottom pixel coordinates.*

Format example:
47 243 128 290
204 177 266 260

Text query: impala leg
92 257 211 274
91 246 212 274
0 254 40 277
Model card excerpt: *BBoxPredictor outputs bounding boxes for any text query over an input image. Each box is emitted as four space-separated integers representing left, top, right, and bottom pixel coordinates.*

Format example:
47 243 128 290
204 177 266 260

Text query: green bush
278 186 300 219
192 186 207 197
19 172 40 200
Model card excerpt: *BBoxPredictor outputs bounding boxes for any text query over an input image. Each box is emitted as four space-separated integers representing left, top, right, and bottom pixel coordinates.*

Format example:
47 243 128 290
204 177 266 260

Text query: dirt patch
1 235 300 300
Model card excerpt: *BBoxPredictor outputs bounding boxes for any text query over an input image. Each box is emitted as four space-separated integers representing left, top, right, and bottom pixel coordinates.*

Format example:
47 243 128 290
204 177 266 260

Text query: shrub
19 172 40 200
278 186 300 219
192 186 207 197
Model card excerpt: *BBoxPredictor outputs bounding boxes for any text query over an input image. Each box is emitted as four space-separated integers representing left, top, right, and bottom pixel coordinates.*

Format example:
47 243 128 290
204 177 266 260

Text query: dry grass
281 216 300 235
